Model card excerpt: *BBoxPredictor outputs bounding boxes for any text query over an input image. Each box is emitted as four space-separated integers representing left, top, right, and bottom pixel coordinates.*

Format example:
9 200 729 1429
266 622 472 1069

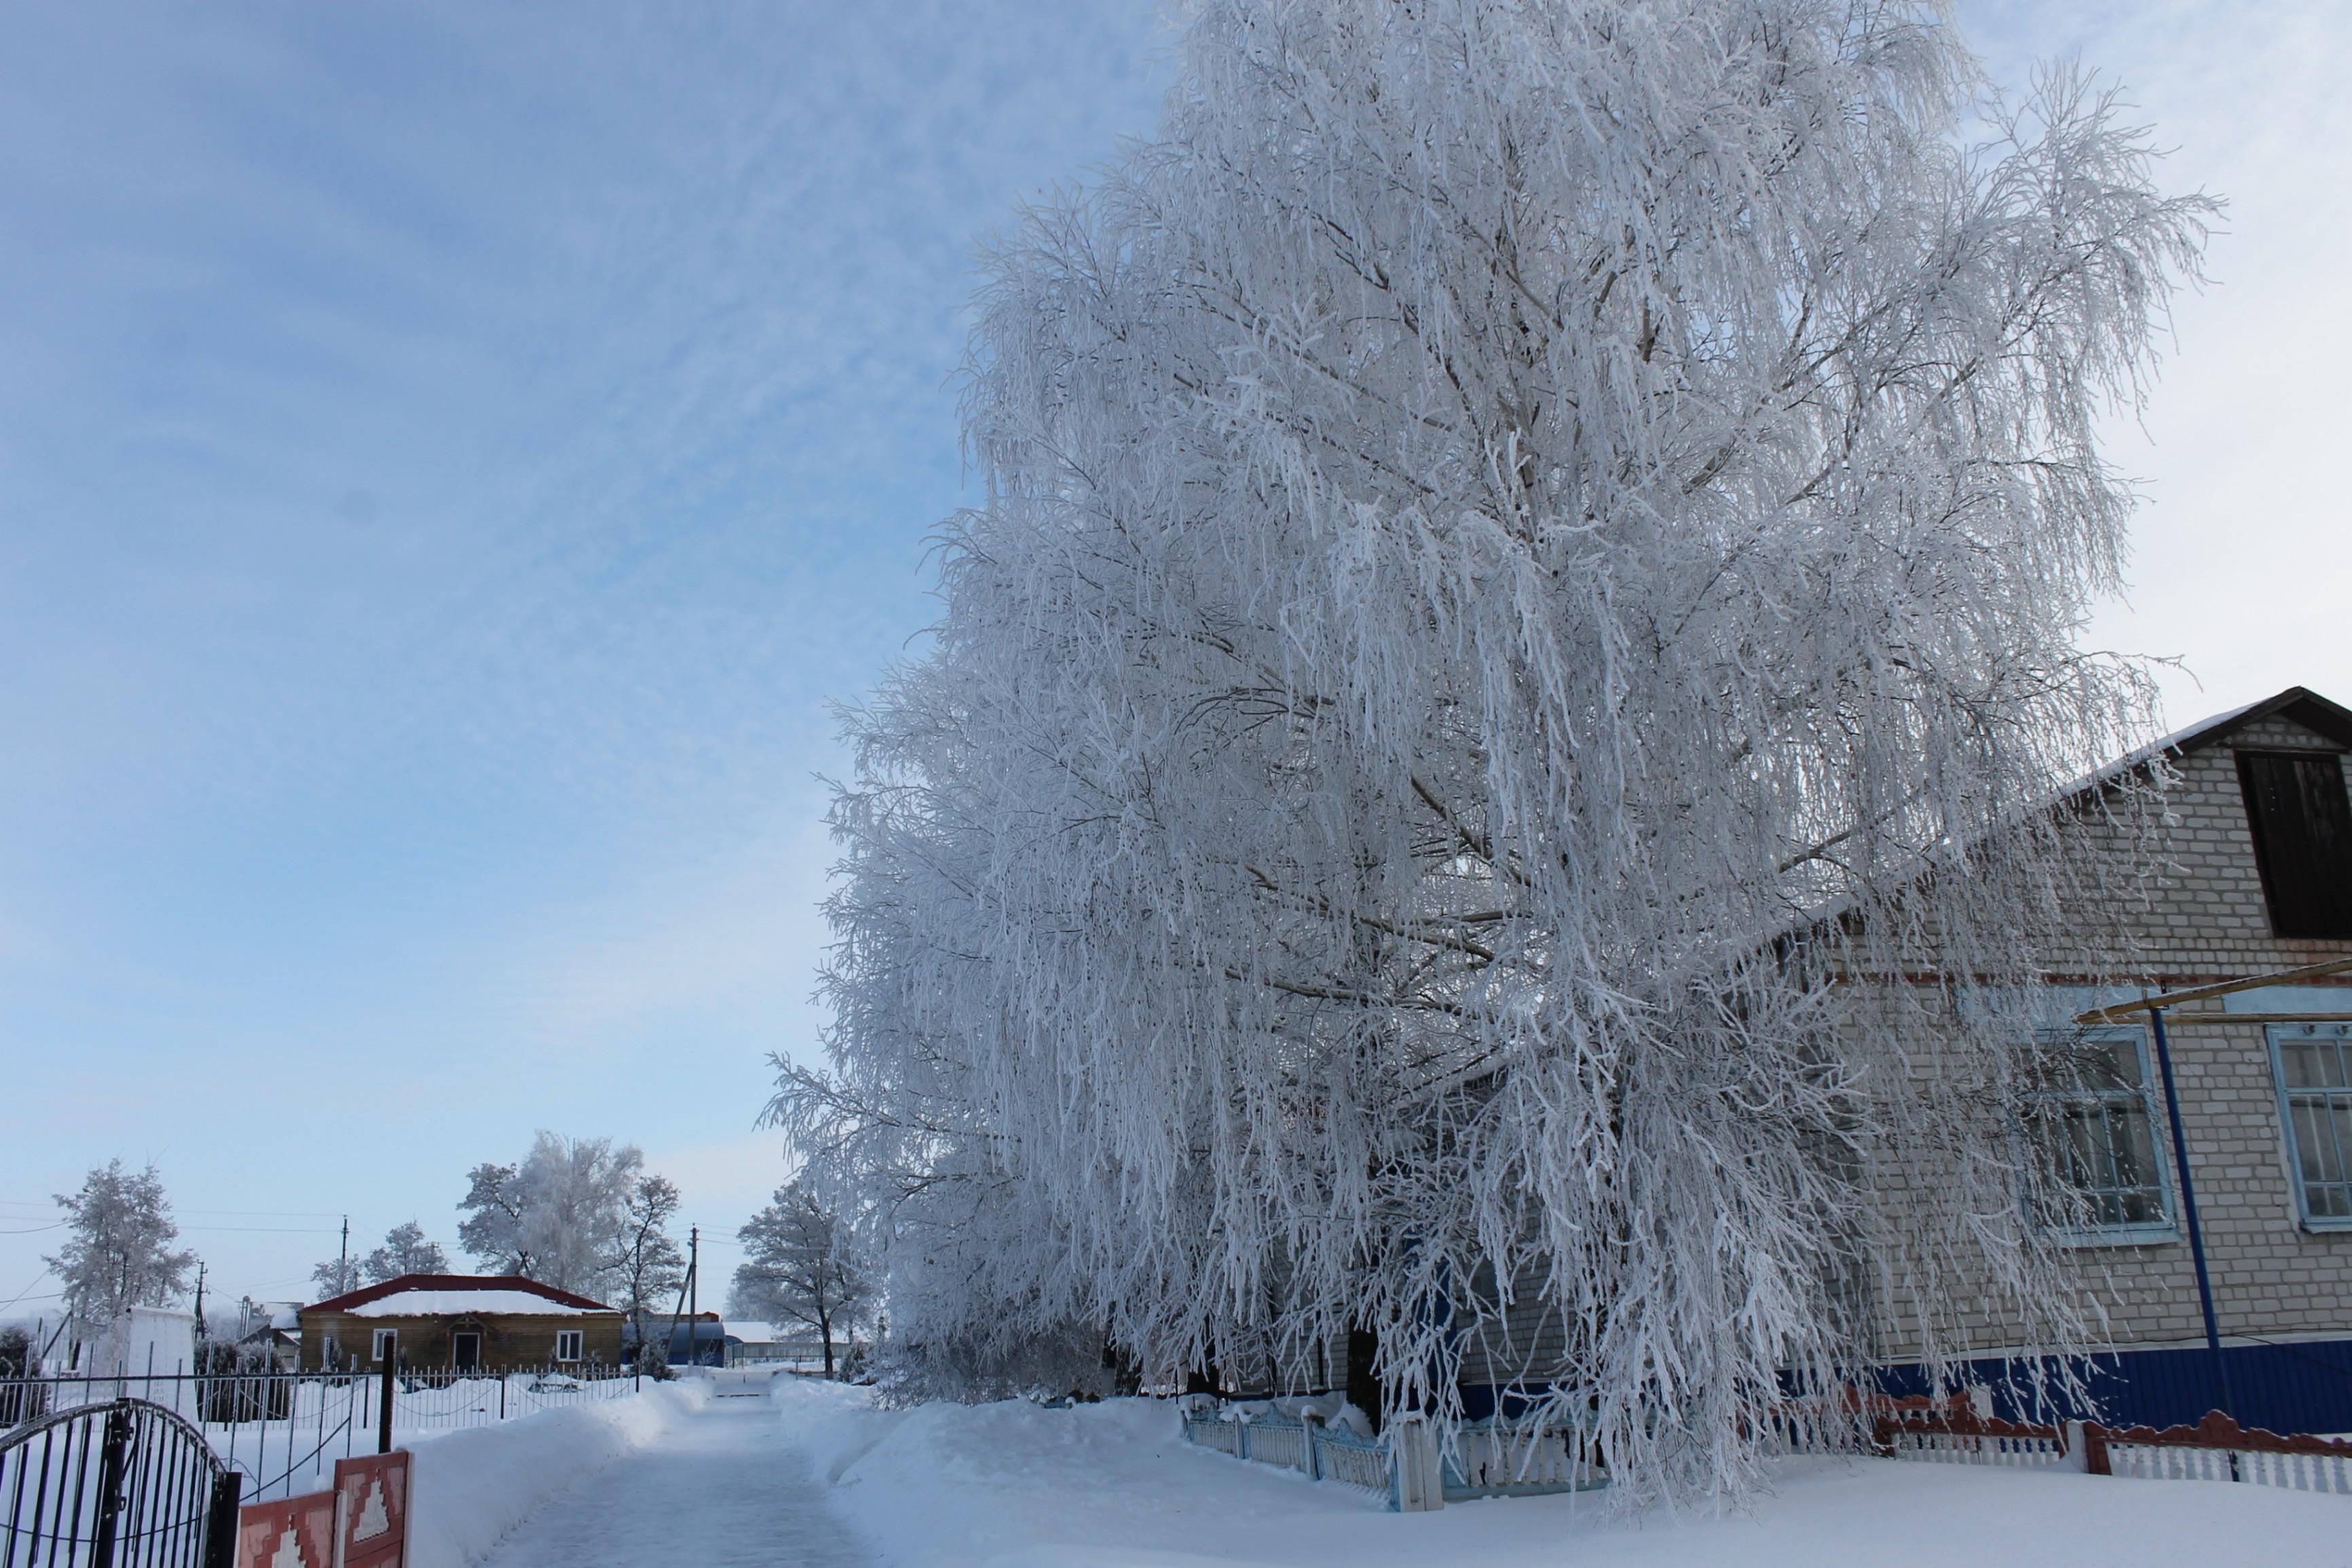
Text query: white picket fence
1871 1406 2352 1495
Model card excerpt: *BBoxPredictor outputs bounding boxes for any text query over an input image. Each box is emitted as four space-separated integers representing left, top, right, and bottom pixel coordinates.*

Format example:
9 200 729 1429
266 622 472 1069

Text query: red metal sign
235 1490 338 1568
333 1450 411 1568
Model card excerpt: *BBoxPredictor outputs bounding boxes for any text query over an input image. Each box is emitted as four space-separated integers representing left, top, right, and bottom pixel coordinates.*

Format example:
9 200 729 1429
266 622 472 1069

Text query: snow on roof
343 1289 596 1318
305 1272 615 1315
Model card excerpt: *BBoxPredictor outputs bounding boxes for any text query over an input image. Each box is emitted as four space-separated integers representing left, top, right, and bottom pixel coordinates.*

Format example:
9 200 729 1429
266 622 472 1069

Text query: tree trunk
819 1302 835 1379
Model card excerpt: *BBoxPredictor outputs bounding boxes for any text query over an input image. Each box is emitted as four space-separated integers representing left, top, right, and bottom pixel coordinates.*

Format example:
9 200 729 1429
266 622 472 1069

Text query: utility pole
687 1227 700 1366
193 1263 206 1347
339 1215 350 1291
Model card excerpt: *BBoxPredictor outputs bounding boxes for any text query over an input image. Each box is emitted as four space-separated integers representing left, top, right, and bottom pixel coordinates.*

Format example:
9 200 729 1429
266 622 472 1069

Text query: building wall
1448 711 2352 1422
1998 716 2352 1356
299 1309 625 1372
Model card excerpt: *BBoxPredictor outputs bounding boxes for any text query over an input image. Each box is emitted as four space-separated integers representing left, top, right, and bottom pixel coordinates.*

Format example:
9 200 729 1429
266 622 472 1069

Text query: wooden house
299 1274 624 1373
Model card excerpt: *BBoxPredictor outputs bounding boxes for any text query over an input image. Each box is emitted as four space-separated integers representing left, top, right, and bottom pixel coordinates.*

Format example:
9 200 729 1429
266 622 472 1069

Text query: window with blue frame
2023 1027 2173 1239
2271 1022 2352 1229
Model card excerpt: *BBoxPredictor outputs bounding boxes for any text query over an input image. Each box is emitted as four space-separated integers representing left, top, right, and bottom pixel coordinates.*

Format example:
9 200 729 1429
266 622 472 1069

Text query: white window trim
2267 1022 2352 1233
371 1328 397 1364
2027 1026 2180 1248
555 1329 583 1362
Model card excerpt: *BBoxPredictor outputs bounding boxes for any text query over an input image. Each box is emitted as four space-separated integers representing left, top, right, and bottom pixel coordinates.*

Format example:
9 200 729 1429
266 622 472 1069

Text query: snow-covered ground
405 1375 2352 1568
409 1379 711 1568
470 1392 863 1568
778 1382 2352 1568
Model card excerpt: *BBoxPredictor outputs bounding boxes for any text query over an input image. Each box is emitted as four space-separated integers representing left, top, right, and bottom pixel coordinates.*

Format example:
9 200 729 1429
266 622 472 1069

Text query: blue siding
1869 1339 2352 1436
1465 1338 2352 1437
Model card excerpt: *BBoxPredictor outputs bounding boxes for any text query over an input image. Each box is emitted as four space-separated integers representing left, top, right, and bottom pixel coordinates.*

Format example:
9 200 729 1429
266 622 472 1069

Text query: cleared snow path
477 1399 870 1568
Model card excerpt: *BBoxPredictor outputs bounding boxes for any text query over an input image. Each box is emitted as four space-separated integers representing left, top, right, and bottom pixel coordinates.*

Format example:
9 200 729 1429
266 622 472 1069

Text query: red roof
302 1273 616 1315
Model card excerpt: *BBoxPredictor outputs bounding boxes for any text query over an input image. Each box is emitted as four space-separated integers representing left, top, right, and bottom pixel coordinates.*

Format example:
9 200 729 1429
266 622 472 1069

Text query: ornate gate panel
1 1397 240 1567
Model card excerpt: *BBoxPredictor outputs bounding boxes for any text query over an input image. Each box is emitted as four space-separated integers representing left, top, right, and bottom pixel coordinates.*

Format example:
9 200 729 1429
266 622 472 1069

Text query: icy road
478 1398 870 1568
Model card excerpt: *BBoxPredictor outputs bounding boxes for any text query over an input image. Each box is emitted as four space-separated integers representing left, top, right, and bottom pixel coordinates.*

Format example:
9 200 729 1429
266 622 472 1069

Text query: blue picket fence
1178 1402 1603 1509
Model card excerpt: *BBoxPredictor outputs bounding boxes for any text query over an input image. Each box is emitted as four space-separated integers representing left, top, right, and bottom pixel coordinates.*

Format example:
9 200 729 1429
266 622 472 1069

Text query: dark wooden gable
2237 749 2352 939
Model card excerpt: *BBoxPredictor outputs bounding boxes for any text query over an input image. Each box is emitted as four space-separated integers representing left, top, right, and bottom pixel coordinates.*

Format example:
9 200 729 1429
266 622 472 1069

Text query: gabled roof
302 1273 616 1315
2143 685 2352 757
2045 686 2352 813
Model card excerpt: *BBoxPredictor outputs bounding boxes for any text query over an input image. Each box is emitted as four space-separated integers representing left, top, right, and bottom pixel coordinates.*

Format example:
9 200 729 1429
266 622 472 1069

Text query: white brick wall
1917 717 2352 1356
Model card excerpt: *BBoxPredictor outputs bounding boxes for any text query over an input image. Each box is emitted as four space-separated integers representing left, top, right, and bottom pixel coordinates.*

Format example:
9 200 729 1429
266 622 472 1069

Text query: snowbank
405 1379 708 1568
777 1385 2352 1568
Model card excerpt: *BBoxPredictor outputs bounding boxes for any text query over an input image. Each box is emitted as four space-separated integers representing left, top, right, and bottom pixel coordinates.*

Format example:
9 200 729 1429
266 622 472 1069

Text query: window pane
2293 1097 2347 1185
2284 1038 2349 1089
2032 1086 2163 1231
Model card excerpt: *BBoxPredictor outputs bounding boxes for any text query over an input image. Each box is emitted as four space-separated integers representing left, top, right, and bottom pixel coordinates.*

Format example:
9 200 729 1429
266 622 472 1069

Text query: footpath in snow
473 1393 867 1568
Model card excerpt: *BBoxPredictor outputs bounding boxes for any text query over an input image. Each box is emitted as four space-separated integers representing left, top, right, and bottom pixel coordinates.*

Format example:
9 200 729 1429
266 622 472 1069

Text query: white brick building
1899 685 2352 1434
1435 686 2352 1434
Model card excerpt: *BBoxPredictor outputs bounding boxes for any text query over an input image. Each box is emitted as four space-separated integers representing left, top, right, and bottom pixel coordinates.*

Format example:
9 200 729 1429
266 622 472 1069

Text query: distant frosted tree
309 1254 362 1299
458 1134 641 1297
455 1162 531 1275
605 1174 686 1351
47 1161 198 1341
361 1221 449 1284
777 0 2214 1504
730 1181 870 1378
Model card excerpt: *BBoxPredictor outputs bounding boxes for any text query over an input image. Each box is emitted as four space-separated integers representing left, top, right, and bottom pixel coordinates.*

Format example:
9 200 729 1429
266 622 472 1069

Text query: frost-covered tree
730 1180 871 1378
310 1254 362 1299
455 1162 531 1275
458 1134 643 1297
605 1174 686 1350
362 1221 449 1284
47 1161 198 1341
775 0 2211 1502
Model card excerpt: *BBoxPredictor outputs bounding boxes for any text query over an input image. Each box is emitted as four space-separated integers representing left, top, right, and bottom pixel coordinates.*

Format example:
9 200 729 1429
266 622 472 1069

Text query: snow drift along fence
1874 1406 2352 1493
1180 1406 1395 1500
1178 1400 1601 1510
2092 1411 2352 1493
1444 1418 1606 1496
1872 1408 2072 1470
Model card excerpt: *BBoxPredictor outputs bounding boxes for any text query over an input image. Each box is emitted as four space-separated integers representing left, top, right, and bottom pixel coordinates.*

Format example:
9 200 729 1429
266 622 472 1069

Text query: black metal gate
1 1398 240 1568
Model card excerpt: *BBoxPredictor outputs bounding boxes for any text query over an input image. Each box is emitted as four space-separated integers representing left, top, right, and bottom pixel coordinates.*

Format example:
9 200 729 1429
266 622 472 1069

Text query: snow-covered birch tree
48 1161 198 1343
774 0 2211 1503
458 1134 643 1297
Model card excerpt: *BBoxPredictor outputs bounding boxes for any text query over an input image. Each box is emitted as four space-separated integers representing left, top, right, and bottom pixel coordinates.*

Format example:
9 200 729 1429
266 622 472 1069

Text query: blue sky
2 0 2345 1316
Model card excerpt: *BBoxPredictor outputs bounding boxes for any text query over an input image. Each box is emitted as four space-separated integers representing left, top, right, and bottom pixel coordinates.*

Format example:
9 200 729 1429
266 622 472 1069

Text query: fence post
92 1402 132 1568
202 1468 243 1568
2062 1419 2089 1474
1390 1413 1444 1512
1305 1416 1324 1482
378 1358 395 1455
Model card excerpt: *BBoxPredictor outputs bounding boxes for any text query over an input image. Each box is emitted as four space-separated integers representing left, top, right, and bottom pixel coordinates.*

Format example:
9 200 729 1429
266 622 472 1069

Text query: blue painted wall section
1464 1337 2352 1436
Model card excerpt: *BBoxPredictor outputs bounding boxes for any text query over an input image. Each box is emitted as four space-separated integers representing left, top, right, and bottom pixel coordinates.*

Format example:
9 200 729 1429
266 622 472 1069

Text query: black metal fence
3 1364 642 1506
1 1398 239 1568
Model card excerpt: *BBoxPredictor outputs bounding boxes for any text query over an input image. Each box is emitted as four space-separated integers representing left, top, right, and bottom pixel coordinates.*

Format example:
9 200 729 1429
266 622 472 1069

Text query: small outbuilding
299 1274 624 1374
